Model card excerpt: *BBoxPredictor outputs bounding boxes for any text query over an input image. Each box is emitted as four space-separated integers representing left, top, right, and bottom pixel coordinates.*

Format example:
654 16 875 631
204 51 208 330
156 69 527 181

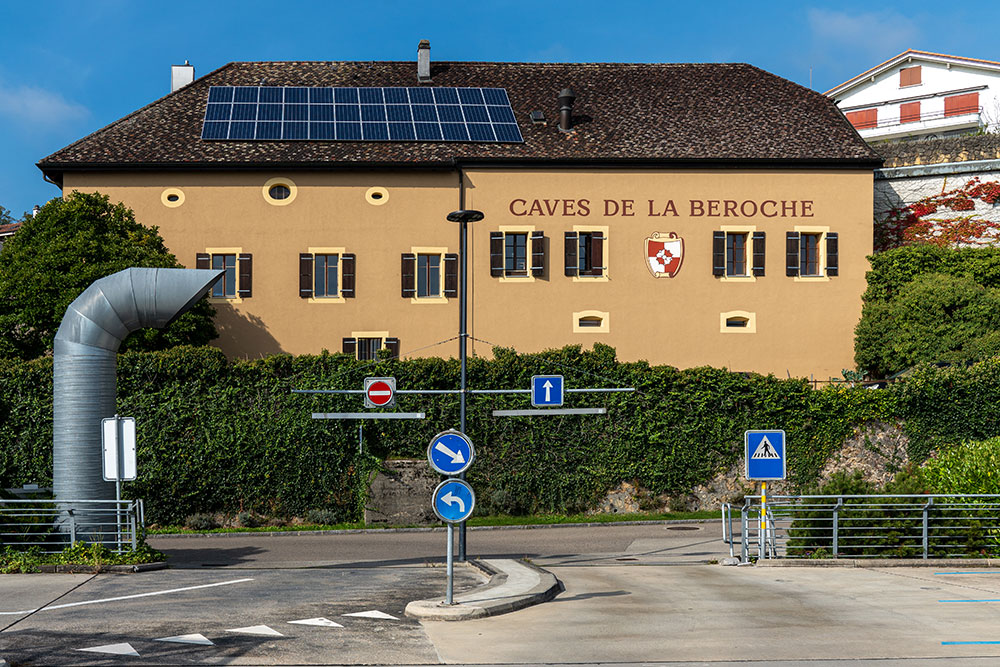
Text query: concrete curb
755 558 1000 568
34 561 168 574
404 558 563 621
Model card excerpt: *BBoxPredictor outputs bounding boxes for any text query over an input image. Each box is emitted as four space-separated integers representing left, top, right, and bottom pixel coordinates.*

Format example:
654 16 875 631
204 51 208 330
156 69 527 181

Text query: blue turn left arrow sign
433 479 476 523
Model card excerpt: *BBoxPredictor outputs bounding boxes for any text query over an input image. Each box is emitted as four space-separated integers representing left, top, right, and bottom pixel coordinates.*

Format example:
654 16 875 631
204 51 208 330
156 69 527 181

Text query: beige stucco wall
62 166 872 380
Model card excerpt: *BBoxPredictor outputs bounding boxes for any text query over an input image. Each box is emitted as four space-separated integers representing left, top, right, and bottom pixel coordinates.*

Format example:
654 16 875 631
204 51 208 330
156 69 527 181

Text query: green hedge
2 344 1000 525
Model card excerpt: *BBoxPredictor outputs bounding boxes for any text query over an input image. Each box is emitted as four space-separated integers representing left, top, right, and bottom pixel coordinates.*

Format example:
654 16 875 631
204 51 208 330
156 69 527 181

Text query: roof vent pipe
52 268 222 529
558 88 576 132
417 40 431 82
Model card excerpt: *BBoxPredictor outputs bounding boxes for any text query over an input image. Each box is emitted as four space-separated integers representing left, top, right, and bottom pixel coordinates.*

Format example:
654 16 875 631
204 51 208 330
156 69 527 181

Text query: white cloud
808 8 920 61
0 81 89 129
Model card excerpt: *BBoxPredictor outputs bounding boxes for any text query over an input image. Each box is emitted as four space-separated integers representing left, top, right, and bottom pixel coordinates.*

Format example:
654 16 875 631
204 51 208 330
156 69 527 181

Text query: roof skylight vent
530 111 546 125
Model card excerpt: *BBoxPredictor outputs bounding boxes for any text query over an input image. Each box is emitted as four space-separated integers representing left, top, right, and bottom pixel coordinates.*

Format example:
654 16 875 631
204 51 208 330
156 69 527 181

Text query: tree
854 273 1000 378
0 192 217 359
0 206 13 225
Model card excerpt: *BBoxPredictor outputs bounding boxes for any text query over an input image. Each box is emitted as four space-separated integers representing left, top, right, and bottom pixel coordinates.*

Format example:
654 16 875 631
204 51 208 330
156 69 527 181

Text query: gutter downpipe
53 268 223 538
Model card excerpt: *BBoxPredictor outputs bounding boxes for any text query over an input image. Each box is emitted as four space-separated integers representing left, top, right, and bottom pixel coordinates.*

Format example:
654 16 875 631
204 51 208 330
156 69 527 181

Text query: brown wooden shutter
489 232 504 277
237 253 252 298
196 253 210 270
751 232 766 277
900 65 921 87
786 232 800 277
900 101 921 124
589 232 604 276
564 231 578 276
342 338 357 356
385 337 400 360
945 92 979 117
845 109 877 129
401 253 416 298
299 253 313 298
712 231 726 276
530 231 545 277
443 253 458 297
341 253 356 298
826 232 839 277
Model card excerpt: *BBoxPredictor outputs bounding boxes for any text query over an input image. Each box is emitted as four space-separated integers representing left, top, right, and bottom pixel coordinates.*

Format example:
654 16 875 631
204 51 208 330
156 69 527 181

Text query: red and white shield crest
645 232 684 278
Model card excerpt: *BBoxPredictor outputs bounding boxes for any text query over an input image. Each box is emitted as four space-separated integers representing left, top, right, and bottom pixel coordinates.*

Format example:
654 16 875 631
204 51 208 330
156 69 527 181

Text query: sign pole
115 414 123 552
759 480 767 560
446 522 454 605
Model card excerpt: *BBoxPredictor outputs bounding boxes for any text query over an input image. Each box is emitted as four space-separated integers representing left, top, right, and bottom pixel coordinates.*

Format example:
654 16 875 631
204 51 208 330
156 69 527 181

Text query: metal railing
726 494 1000 561
0 499 144 554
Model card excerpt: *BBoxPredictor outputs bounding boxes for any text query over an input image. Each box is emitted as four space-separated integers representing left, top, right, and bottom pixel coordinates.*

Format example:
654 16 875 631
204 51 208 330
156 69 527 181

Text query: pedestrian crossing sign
745 430 786 480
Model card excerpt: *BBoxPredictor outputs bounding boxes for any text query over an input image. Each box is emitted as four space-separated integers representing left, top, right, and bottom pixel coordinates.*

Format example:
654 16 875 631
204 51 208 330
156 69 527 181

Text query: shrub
184 513 219 531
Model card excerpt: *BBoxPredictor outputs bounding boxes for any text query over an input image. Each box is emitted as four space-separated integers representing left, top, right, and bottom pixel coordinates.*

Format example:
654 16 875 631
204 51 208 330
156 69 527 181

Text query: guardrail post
833 497 843 558
130 504 137 551
922 498 933 560
69 511 77 546
741 501 750 562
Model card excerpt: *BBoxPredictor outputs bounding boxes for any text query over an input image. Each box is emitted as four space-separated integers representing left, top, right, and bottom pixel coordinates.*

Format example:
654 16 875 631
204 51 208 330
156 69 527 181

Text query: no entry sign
364 377 396 409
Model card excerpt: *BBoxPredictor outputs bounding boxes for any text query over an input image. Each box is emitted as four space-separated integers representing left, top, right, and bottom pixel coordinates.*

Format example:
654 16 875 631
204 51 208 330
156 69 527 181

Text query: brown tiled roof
38 61 879 179
0 222 20 236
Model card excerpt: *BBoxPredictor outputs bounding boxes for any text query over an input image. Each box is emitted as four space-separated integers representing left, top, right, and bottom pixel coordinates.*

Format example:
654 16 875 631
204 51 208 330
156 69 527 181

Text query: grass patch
0 541 166 574
147 510 720 535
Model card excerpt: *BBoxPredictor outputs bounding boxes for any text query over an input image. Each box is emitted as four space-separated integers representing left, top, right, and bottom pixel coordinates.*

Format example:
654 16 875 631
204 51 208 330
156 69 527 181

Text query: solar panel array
202 86 523 143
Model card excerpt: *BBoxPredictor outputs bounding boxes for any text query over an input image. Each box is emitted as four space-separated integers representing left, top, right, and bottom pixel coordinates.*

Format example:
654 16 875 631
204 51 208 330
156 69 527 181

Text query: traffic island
405 558 563 621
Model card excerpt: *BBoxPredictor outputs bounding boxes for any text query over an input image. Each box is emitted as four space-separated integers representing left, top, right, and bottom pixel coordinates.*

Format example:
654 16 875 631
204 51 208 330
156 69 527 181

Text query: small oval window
166 194 180 202
370 191 383 200
268 184 291 200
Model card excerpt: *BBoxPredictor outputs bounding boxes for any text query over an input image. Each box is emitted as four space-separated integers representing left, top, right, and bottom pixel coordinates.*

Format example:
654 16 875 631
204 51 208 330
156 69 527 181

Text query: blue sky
1 0 996 218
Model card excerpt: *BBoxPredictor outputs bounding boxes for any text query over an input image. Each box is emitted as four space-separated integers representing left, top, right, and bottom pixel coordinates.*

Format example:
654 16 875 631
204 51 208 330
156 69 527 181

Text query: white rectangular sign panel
102 417 137 481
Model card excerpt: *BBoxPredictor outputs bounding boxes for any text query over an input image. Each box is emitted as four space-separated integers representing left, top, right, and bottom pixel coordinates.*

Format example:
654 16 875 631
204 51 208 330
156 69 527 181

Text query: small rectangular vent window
578 316 603 328
726 317 749 328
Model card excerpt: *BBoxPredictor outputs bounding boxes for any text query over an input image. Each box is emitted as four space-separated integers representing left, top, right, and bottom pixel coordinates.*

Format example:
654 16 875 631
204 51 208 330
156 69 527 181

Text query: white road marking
155 633 214 645
0 578 254 615
342 610 398 619
227 624 284 636
77 642 139 656
288 617 344 627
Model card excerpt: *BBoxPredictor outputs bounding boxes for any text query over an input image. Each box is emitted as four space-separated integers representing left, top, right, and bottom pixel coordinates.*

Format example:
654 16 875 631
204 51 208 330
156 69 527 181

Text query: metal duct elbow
53 268 222 505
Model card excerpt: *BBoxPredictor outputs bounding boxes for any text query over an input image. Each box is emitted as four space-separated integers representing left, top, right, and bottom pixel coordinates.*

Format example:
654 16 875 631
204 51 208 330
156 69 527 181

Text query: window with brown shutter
826 233 839 277
531 231 545 277
299 253 313 298
712 231 725 276
587 232 604 277
945 92 979 117
752 231 766 277
385 337 400 360
341 253 355 298
342 338 357 356
444 253 458 297
489 232 504 277
900 65 921 87
401 253 415 298
900 101 920 124
845 109 877 129
564 231 578 277
786 232 800 277
238 253 252 298
196 253 210 270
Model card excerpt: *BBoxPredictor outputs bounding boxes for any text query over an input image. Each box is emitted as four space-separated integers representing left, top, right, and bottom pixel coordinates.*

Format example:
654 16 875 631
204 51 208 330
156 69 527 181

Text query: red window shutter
712 231 725 276
443 253 458 298
564 232 578 277
342 338 357 356
385 337 400 360
530 230 545 277
846 109 877 129
900 66 921 87
237 253 252 298
826 232 839 277
945 92 979 117
341 253 355 298
752 231 766 277
489 232 504 277
786 232 800 277
196 253 210 270
589 232 604 276
900 101 921 124
299 253 313 298
401 253 415 298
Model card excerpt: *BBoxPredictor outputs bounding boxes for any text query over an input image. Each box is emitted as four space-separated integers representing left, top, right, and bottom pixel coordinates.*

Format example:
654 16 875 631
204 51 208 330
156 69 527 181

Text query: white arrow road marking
543 380 553 402
342 610 399 620
155 634 214 646
440 491 466 513
288 617 344 627
434 442 465 464
0 578 254 615
227 625 284 637
77 643 139 656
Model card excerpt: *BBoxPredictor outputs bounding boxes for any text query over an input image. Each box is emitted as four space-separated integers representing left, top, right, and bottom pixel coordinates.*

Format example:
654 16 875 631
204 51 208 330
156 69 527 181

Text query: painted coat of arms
645 232 684 278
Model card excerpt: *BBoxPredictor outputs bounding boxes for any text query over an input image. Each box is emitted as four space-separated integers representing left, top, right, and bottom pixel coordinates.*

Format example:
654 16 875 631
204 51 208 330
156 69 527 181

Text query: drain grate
666 525 700 531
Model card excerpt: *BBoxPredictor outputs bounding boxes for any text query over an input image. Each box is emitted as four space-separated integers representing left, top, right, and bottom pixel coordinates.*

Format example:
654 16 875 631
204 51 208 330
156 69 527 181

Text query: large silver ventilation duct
53 268 222 503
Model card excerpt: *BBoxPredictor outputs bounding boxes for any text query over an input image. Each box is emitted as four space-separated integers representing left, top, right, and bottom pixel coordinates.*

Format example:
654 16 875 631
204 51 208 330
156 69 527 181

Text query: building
827 50 1000 143
0 222 20 253
37 45 879 380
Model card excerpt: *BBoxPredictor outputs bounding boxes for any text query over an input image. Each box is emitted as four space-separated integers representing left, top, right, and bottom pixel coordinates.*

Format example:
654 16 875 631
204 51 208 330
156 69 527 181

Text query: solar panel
202 86 523 143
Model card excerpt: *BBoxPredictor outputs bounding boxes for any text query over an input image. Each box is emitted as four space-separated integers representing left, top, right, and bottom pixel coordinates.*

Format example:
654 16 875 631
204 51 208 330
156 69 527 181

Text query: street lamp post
446 208 483 562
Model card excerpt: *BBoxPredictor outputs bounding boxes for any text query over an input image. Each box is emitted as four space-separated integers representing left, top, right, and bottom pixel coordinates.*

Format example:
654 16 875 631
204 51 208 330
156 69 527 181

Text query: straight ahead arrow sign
543 380 553 402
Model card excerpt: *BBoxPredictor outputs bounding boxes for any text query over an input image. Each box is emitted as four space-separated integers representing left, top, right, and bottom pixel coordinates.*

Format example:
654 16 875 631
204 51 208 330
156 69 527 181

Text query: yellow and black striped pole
760 480 767 559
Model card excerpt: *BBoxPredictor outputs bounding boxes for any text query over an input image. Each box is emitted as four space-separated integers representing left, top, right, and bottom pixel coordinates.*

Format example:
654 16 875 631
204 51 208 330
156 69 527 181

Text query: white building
827 50 1000 142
